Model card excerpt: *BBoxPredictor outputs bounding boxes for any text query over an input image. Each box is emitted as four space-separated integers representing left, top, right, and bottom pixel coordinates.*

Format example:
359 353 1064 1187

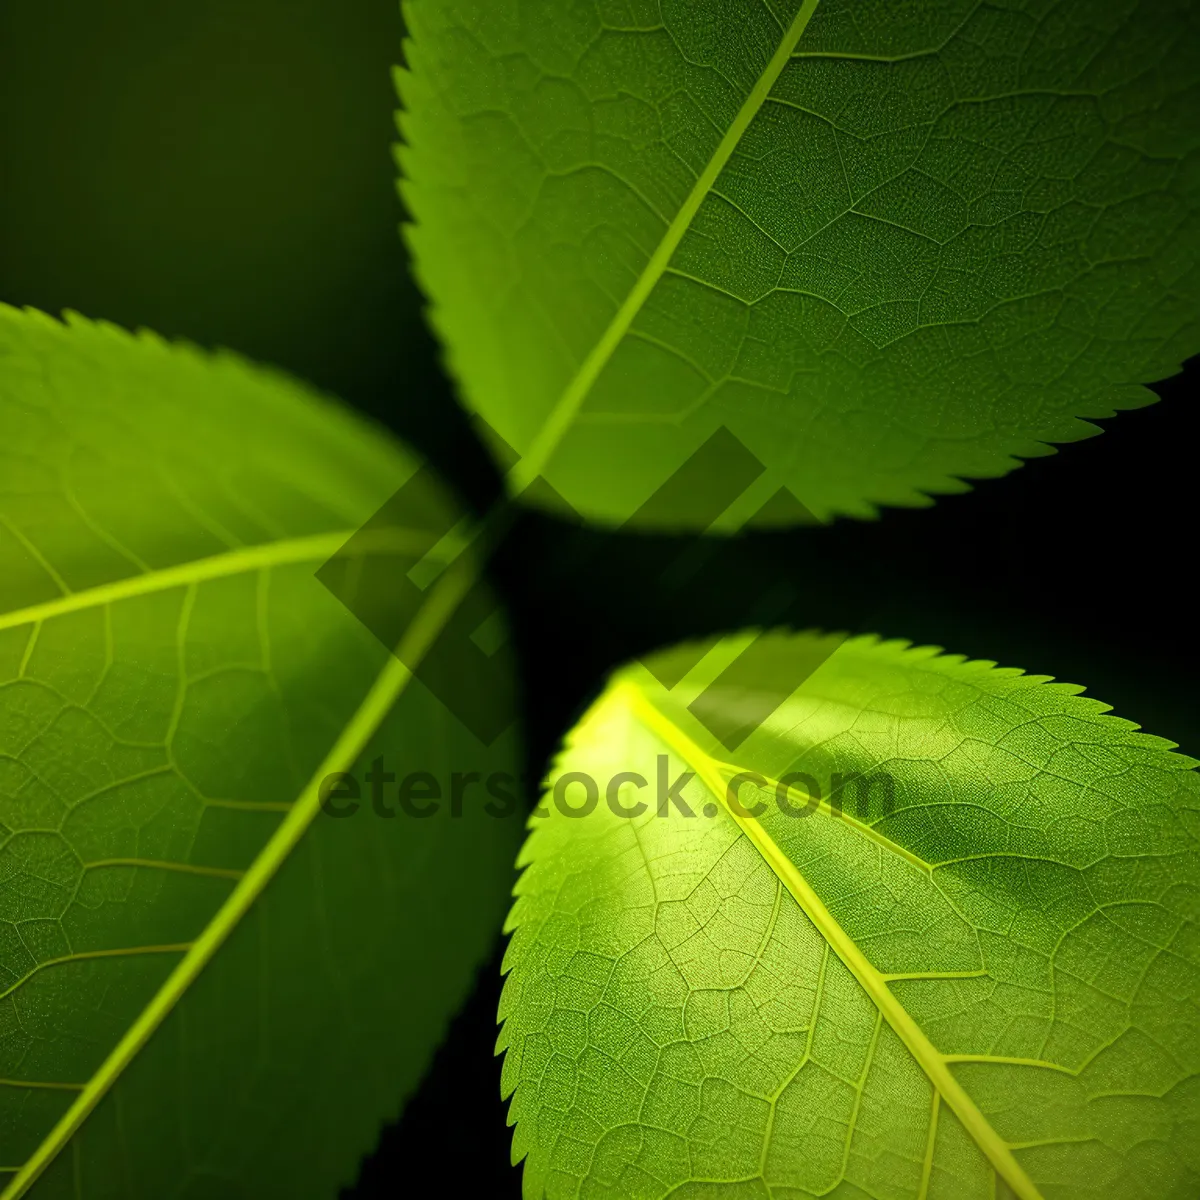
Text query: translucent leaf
501 630 1200 1198
0 307 522 1198
399 0 1200 527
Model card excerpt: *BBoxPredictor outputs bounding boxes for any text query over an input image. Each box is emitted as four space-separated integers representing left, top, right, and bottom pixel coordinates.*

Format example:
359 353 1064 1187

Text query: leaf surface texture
501 632 1200 1198
0 308 522 1198
400 0 1200 526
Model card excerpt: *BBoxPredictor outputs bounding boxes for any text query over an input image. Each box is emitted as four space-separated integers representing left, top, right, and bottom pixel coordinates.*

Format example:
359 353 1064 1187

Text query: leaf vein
618 680 1046 1200
509 0 824 491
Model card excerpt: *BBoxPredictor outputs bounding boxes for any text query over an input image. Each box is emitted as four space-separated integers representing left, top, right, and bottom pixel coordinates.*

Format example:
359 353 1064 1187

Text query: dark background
1 3 1195 1195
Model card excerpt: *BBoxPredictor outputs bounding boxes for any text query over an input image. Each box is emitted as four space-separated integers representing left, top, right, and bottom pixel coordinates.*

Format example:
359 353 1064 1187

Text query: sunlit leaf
501 630 1200 1198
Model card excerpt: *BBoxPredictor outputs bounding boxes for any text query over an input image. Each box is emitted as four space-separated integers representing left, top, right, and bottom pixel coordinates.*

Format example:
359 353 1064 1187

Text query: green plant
0 2 1197 1198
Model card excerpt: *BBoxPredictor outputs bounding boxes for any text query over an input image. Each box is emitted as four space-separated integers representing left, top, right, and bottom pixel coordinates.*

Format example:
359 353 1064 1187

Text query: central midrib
507 0 824 493
617 681 1046 1200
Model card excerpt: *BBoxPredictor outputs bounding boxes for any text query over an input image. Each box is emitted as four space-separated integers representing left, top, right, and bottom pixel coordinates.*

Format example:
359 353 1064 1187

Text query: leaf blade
500 632 1200 1198
400 0 1200 526
0 306 522 1197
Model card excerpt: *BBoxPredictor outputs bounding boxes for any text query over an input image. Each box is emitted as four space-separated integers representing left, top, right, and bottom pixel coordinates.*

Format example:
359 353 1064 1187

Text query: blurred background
2 2 1196 1195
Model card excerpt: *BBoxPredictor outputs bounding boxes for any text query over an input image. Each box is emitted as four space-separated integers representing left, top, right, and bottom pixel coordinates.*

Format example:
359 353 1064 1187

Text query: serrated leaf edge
498 633 1200 1196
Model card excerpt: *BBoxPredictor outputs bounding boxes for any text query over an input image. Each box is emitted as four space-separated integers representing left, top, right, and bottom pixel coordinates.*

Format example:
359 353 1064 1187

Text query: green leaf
0 307 522 1198
500 631 1200 1198
398 0 1199 527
